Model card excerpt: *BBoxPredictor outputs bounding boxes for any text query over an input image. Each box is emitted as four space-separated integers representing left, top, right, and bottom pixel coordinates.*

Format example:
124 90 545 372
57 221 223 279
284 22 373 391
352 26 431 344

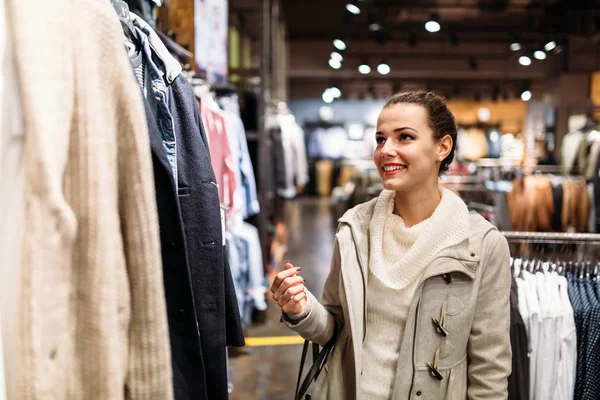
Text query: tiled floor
229 197 335 400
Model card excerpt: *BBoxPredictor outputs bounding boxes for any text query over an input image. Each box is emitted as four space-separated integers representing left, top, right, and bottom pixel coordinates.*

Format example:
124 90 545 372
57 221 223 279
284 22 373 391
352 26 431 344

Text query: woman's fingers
272 276 305 301
281 292 307 315
271 266 302 293
277 284 305 306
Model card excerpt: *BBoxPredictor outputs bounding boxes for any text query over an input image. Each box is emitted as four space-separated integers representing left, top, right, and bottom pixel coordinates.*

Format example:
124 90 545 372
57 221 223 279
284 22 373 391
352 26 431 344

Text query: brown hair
384 91 457 175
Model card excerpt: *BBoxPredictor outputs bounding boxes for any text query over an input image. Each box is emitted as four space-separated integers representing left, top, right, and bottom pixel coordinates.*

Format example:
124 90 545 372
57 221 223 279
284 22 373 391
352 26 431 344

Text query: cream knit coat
7 0 173 398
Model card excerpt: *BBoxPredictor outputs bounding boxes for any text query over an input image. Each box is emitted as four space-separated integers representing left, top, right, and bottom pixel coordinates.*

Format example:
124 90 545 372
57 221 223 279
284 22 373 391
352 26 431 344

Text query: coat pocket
444 359 468 400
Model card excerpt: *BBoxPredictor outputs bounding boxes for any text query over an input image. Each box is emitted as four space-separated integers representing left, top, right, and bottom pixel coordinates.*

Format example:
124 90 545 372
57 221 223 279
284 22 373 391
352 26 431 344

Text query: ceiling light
346 3 360 15
330 52 343 62
358 61 371 74
534 50 547 60
425 13 441 33
544 40 557 52
510 42 521 51
519 55 532 66
358 65 371 74
333 39 347 51
369 23 382 31
377 60 390 75
328 86 342 98
329 58 342 69
521 90 532 101
322 91 335 104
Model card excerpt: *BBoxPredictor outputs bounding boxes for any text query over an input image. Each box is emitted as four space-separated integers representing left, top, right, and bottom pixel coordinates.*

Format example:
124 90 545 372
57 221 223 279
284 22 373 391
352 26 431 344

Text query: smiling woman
272 90 512 400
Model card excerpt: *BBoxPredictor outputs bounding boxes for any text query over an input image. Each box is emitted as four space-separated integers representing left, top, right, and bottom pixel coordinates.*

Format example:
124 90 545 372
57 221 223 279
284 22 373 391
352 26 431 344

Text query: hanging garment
462 127 489 160
548 175 564 231
170 75 245 400
124 0 160 28
581 278 600 399
554 275 577 400
588 183 597 233
9 0 173 398
508 276 529 400
143 98 207 400
278 113 309 198
522 271 542 400
568 272 588 400
132 19 177 184
200 96 236 209
561 131 585 175
217 94 260 219
0 0 24 397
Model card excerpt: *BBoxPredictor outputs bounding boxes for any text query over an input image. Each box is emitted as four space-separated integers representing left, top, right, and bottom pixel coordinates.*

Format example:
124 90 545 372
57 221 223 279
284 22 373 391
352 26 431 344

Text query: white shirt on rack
546 272 564 398
522 270 541 400
535 271 556 400
552 275 577 400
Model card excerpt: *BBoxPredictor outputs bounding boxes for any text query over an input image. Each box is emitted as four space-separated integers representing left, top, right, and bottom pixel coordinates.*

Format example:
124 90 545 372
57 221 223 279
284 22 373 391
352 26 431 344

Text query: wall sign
195 0 228 84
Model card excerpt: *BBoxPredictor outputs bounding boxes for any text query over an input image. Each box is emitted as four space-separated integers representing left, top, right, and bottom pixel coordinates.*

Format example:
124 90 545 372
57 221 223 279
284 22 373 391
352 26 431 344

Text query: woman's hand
271 262 307 315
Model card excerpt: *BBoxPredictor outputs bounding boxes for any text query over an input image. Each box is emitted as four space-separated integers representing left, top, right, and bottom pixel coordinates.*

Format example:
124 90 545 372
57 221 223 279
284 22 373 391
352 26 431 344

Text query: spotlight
358 60 371 74
333 39 347 51
534 50 547 60
346 3 360 15
377 60 391 75
369 23 382 32
329 58 342 69
544 38 557 52
521 90 532 101
322 91 335 104
510 36 521 51
330 52 343 62
425 13 441 33
368 10 381 31
519 54 532 66
328 86 342 98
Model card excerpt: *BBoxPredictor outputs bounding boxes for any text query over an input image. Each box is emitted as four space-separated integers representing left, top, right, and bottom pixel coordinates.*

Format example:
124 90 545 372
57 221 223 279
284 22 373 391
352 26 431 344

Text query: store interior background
159 0 600 398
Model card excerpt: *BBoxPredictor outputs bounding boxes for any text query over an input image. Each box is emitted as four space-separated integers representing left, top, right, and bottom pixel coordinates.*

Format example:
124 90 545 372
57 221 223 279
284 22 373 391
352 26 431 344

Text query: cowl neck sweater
368 187 470 290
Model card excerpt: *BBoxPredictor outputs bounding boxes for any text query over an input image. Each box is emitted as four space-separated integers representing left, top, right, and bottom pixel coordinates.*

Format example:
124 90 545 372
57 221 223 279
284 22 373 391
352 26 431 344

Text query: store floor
229 197 335 400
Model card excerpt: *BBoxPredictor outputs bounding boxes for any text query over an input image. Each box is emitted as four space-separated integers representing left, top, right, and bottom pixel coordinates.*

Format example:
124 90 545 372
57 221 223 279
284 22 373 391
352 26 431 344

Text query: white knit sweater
361 188 470 399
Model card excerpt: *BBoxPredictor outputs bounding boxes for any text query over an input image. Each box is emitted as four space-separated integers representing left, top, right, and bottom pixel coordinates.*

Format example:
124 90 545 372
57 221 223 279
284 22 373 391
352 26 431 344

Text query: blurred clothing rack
502 231 600 244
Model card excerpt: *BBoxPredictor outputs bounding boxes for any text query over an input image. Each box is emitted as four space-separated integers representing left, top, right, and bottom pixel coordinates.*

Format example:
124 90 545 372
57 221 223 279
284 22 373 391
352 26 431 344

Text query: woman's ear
438 134 453 161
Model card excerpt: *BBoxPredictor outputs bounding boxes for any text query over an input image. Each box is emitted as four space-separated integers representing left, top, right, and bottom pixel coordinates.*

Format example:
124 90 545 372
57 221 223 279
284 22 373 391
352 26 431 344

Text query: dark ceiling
231 0 600 99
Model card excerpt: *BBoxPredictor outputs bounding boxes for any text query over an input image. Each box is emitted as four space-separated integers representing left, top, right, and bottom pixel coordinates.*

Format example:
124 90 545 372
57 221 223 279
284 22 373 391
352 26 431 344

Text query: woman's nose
381 140 396 157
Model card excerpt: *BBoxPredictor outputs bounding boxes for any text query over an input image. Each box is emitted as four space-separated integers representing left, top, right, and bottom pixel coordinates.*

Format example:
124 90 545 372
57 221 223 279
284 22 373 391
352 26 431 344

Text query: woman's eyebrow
393 126 418 133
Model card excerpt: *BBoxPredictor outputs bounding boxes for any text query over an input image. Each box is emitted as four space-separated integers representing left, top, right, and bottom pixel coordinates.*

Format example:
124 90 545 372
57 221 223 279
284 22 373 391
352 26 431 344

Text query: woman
271 91 512 399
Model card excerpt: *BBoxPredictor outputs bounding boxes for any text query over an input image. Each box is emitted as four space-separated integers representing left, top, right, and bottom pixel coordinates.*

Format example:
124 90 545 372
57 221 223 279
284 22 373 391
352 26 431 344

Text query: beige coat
286 197 512 399
9 0 173 398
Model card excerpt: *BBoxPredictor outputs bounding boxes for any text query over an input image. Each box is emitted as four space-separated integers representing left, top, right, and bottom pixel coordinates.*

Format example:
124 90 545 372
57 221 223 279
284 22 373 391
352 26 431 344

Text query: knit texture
361 187 471 399
369 187 471 290
10 0 173 398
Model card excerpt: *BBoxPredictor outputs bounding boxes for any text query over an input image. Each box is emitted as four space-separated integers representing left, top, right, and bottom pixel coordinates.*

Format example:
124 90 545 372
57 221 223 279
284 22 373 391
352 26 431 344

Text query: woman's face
374 103 447 193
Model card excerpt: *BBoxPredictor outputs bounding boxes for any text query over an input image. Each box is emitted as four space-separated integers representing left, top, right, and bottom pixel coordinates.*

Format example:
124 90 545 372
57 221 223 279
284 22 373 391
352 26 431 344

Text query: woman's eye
399 134 413 141
376 137 385 144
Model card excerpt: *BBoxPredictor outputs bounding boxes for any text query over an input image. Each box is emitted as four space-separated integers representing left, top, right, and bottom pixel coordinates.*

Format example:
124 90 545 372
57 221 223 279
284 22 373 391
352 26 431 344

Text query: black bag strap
295 340 310 399
294 326 339 400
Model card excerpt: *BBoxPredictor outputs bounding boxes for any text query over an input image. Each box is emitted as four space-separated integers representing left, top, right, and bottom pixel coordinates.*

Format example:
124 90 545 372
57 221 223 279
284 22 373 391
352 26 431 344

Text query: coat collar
130 12 181 85
338 190 492 281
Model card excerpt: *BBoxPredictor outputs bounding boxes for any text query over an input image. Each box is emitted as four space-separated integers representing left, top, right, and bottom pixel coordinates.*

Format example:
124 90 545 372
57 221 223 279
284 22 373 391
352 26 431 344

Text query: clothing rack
502 231 600 244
